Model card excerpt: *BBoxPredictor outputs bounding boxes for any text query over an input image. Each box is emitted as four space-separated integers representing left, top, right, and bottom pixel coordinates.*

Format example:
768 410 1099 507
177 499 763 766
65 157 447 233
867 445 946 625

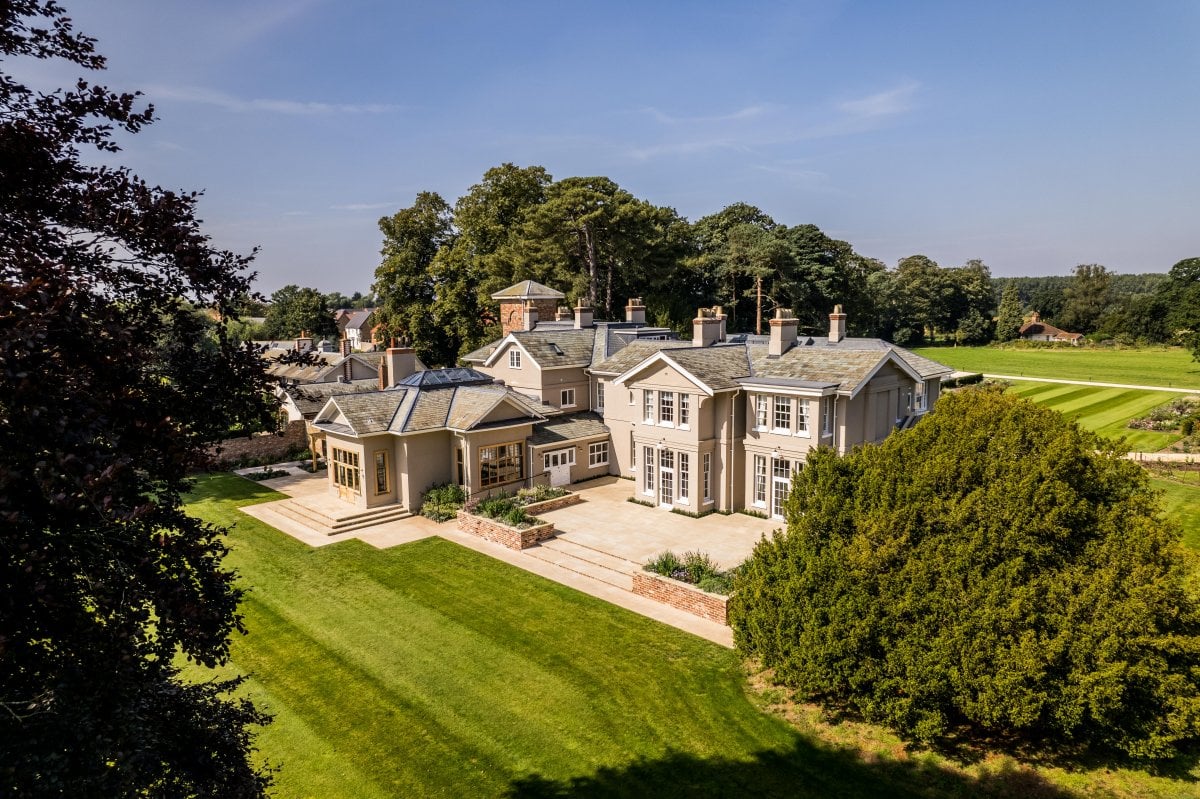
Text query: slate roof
613 336 951 397
344 308 375 330
262 349 343 382
506 329 597 367
315 383 547 437
284 379 380 418
490 280 565 300
589 339 690 375
529 412 610 446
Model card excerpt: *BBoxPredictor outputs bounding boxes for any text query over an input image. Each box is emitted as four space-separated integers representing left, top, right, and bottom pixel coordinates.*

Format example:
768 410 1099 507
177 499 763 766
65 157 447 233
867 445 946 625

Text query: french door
659 449 675 508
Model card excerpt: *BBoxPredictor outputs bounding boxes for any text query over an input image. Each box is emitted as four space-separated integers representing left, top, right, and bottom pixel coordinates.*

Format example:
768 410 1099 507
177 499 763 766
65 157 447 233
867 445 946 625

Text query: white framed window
643 446 655 494
679 394 690 428
753 455 767 506
795 400 809 435
561 387 576 408
822 396 834 435
915 382 927 411
678 452 690 503
754 395 768 430
643 390 655 424
596 381 605 411
773 396 791 433
703 452 712 502
630 433 636 468
628 390 634 405
509 349 521 369
659 391 675 425
588 441 609 467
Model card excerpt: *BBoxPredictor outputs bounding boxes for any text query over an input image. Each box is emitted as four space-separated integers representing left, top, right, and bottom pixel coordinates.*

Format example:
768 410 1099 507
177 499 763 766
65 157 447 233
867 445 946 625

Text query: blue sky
18 1 1200 294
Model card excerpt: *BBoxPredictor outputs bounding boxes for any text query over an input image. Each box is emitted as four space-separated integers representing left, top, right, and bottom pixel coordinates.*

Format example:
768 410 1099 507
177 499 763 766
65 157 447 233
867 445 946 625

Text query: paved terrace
235 470 778 647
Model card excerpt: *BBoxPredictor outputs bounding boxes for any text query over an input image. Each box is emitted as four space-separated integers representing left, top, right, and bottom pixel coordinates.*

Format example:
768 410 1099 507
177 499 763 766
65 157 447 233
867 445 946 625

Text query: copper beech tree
1 2 275 795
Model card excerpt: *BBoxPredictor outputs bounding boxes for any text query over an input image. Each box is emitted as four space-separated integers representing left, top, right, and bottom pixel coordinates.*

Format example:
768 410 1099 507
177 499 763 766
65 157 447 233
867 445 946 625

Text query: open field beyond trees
1003 382 1184 451
182 473 1200 798
911 345 1200 389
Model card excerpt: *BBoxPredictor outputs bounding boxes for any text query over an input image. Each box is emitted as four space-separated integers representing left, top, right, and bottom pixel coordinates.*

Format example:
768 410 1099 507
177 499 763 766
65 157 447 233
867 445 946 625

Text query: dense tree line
730 388 1200 760
370 167 1198 366
371 166 999 366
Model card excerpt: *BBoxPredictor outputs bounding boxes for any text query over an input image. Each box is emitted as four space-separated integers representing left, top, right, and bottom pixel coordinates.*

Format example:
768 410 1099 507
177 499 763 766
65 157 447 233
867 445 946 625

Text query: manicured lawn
1004 382 1183 451
183 473 1200 798
1149 474 1200 552
912 345 1200 389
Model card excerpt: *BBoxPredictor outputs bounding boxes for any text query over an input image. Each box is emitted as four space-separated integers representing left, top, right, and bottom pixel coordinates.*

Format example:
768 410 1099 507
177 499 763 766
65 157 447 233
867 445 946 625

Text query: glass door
771 457 790 520
659 449 675 508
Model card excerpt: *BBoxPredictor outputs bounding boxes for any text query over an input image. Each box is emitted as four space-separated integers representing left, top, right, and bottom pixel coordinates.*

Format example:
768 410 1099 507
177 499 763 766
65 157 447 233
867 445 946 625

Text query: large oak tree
1 3 273 794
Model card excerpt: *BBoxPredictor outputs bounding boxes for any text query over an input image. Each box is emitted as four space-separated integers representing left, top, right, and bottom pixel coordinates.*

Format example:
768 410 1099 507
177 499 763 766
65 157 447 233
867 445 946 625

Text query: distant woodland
250 164 1198 368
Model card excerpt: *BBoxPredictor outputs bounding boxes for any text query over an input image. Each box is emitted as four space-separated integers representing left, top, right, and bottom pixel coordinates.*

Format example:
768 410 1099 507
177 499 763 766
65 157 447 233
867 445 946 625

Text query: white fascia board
611 351 715 397
847 352 926 399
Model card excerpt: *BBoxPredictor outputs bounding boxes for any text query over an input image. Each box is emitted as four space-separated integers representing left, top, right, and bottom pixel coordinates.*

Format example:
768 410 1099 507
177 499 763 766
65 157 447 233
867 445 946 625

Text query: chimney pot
769 308 798 356
573 299 593 329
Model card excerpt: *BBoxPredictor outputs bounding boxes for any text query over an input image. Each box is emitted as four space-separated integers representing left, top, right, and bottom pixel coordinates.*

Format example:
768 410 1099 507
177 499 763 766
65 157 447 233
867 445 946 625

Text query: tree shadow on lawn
506 738 1079 799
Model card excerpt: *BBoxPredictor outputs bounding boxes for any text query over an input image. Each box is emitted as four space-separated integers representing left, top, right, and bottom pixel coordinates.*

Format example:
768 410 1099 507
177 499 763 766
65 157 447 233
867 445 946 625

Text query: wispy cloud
642 104 771 125
626 138 755 161
836 80 920 120
147 85 399 115
329 202 398 212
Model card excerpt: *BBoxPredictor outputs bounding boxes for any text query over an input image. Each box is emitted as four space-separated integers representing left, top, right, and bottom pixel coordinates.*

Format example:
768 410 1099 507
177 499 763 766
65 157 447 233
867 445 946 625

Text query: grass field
183 473 1200 798
1003 382 1182 451
911 345 1200 389
1149 472 1200 551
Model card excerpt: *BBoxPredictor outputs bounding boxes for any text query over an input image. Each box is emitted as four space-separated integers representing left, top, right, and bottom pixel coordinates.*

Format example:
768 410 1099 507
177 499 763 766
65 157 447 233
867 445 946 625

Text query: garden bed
632 571 729 625
456 510 556 550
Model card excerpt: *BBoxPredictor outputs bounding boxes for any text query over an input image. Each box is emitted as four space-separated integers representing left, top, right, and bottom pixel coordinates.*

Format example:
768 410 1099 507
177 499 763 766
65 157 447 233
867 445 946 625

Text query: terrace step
273 500 412 536
537 537 641 576
524 540 635 591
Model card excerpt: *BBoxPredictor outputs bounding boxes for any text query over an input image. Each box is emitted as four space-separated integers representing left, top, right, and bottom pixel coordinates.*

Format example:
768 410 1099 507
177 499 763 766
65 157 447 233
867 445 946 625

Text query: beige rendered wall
397 431 453 510
538 366 590 410
480 342 545 400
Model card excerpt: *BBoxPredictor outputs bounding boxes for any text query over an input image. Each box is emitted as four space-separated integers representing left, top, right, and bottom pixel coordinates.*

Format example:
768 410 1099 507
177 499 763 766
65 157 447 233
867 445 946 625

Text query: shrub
679 551 720 584
420 483 466 522
697 573 733 595
472 492 539 528
644 550 683 577
516 485 569 504
242 468 288 481
1184 418 1195 437
501 505 529 528
730 386 1200 759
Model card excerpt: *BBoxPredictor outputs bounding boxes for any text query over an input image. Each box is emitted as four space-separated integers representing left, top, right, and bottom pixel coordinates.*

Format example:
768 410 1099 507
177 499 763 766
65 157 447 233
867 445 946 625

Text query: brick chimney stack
828 305 847 344
769 308 799 357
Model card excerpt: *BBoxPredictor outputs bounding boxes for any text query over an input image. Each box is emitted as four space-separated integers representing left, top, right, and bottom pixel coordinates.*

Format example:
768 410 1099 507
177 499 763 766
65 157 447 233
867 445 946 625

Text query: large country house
309 280 951 521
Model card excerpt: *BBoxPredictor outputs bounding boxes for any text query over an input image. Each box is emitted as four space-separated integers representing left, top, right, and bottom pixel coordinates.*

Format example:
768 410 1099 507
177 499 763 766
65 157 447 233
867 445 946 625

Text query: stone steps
273 500 413 536
524 536 639 590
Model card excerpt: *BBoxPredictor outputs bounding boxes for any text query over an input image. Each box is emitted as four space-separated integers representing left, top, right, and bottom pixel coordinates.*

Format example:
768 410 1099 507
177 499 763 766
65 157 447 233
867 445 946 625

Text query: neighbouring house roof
529 412 610 446
1019 315 1082 341
344 308 375 330
283 379 380 418
490 280 565 301
261 348 344 382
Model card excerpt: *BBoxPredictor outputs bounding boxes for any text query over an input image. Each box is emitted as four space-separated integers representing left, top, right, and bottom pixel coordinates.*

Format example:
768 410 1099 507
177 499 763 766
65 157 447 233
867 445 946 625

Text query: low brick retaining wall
632 571 729 625
456 511 556 550
521 492 583 515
